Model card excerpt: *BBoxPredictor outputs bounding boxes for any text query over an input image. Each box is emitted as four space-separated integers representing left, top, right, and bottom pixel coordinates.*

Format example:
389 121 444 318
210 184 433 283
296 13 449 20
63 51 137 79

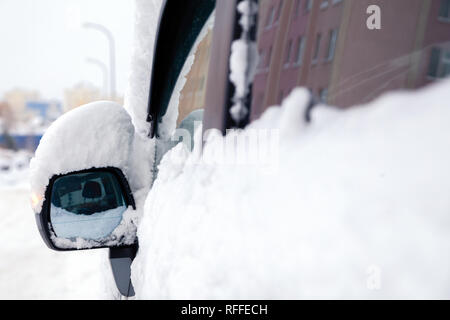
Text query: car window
177 28 213 127
161 12 215 152
251 0 450 120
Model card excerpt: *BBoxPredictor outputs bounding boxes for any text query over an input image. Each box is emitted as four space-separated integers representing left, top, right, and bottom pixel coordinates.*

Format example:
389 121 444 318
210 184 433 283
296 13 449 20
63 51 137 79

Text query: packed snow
132 79 450 299
124 0 163 138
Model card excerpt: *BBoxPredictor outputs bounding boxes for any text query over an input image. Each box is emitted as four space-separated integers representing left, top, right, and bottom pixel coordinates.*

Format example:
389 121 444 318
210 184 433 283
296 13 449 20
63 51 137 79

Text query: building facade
251 0 450 120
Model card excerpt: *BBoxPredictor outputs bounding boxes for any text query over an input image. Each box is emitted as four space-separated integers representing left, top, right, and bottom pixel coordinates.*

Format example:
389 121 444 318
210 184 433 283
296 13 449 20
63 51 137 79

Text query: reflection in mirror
50 171 127 240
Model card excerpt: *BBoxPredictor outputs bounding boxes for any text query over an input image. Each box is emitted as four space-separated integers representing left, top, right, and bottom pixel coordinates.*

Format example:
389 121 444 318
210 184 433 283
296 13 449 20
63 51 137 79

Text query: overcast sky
0 0 136 100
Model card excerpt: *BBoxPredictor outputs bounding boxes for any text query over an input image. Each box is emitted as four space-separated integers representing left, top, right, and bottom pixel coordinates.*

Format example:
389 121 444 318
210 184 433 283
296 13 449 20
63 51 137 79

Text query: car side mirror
30 101 141 251
36 167 136 251
29 101 146 297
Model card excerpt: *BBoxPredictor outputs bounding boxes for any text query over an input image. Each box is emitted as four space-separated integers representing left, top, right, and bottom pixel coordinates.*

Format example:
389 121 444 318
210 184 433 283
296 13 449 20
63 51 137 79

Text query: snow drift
132 79 450 299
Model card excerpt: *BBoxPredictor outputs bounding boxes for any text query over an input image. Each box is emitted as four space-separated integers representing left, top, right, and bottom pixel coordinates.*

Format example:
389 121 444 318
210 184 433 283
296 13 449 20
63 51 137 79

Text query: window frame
284 39 293 67
295 36 306 66
312 33 322 64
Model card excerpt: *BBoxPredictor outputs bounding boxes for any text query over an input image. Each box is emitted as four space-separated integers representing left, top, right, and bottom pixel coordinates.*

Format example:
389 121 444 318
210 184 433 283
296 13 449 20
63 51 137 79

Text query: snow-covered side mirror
36 167 136 250
30 101 139 251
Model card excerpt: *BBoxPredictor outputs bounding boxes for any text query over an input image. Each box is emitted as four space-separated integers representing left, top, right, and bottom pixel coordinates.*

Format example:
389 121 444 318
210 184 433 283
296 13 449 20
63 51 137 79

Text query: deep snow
132 79 450 299
120 0 450 299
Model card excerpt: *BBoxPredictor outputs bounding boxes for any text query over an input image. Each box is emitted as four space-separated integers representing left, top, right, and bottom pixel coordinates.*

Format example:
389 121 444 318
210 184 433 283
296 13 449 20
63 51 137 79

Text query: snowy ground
0 161 109 300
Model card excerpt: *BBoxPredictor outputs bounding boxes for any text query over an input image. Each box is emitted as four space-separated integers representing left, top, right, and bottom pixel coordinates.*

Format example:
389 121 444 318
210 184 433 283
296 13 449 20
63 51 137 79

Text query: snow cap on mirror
30 101 135 212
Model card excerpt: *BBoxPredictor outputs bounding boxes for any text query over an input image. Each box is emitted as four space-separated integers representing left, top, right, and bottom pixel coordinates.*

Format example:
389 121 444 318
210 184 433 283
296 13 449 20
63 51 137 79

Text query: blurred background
0 0 135 299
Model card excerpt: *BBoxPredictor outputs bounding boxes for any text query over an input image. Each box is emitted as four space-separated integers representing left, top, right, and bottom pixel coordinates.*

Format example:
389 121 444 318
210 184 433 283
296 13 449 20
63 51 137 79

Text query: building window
320 0 329 10
265 6 275 28
428 47 450 78
295 0 302 18
284 40 293 66
439 0 450 20
319 88 329 103
312 33 321 63
295 36 306 66
326 28 338 61
305 0 313 12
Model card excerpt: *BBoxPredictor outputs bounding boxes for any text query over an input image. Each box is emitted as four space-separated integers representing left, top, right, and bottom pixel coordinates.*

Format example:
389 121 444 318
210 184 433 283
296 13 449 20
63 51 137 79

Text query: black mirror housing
35 167 136 251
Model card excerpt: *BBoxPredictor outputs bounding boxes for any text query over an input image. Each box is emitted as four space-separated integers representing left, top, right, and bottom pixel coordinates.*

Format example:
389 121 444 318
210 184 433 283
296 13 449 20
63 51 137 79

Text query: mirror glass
50 171 127 240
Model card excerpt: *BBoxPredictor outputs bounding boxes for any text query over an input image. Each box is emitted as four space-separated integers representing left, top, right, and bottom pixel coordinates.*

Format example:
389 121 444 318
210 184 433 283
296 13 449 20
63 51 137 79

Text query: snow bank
133 79 450 299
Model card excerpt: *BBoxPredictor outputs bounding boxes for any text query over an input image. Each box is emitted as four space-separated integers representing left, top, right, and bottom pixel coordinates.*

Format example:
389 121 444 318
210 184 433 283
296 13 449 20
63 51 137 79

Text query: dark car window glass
251 0 450 120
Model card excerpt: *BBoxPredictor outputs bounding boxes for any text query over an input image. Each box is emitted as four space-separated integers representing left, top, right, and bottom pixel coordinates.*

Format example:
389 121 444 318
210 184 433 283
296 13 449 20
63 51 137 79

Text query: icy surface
132 79 450 299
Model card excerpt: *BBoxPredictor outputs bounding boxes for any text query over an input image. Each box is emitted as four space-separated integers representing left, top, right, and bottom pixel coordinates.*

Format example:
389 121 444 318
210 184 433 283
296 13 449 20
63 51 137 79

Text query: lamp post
85 57 108 98
83 22 116 100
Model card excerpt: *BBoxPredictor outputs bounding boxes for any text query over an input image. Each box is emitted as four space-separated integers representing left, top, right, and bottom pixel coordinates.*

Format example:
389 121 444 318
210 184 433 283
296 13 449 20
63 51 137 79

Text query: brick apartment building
251 0 450 120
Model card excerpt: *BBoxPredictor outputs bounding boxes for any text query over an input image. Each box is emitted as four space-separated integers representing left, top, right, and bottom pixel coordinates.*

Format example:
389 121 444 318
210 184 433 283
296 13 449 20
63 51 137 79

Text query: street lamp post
85 57 108 98
83 22 116 100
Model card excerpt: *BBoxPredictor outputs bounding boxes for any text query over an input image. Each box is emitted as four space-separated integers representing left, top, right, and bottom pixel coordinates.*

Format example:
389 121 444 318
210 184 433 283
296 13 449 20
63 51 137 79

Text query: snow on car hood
30 101 135 212
132 79 450 299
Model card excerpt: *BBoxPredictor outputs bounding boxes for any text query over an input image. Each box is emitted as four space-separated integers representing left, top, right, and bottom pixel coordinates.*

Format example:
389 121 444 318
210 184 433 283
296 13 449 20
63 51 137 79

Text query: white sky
0 0 136 100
